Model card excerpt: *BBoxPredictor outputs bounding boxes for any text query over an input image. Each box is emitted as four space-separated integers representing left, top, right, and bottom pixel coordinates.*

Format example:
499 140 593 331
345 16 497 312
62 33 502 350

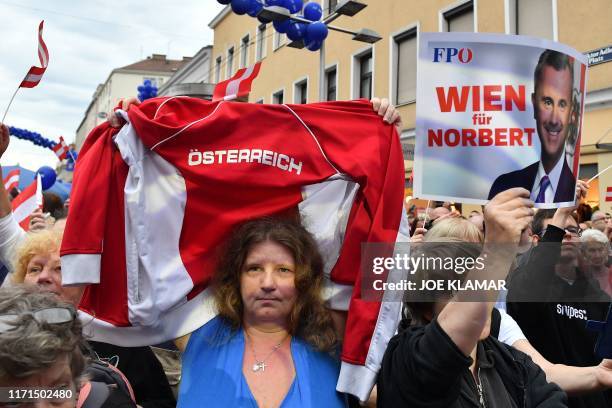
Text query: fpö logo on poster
432 47 473 63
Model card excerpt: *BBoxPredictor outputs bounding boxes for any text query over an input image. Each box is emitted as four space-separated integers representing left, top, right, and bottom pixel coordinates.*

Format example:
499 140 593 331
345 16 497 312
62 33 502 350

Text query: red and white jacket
61 97 408 401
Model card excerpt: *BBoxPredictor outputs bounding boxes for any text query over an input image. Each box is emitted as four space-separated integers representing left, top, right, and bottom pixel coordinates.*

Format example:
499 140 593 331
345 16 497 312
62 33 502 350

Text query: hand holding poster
415 33 587 208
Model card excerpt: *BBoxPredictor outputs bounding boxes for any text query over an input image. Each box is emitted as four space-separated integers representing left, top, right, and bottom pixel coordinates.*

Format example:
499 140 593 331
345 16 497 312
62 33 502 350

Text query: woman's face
582 240 608 268
22 250 83 306
0 353 77 407
240 240 297 327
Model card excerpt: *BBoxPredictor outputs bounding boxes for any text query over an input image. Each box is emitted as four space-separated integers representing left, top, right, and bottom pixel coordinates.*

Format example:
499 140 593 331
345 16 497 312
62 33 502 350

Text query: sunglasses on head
538 226 582 238
0 307 75 333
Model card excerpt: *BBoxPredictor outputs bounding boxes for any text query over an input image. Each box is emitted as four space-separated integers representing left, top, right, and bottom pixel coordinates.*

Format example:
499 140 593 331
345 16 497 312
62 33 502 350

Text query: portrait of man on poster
488 49 579 204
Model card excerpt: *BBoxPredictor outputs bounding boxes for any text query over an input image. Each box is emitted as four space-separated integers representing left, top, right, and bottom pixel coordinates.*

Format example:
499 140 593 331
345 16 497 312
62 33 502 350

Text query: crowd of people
0 96 610 408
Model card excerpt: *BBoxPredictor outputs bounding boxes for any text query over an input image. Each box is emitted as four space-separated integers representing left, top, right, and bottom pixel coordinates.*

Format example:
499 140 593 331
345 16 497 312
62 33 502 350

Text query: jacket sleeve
377 320 472 407
60 122 120 285
0 213 26 280
519 351 568 407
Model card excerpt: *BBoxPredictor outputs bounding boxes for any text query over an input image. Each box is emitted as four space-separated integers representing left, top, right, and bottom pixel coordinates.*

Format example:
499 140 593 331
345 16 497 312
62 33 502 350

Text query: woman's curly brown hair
213 217 337 352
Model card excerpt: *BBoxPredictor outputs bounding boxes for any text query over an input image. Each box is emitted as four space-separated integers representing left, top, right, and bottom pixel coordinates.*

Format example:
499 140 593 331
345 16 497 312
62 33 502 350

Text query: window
256 24 267 60
580 164 598 180
400 129 416 161
226 47 234 78
444 1 474 32
358 51 373 99
274 32 286 50
294 79 308 104
215 57 222 83
326 0 338 15
394 29 417 104
514 0 554 39
325 66 337 101
272 90 284 104
240 35 250 68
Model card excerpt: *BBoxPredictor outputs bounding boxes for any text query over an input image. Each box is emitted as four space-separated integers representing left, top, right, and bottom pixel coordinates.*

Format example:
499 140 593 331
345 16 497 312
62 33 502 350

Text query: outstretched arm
0 124 12 218
513 338 612 395
438 188 534 355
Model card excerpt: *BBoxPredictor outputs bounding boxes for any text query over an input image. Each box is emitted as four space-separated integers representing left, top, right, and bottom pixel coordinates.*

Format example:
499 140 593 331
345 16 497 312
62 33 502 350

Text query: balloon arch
220 0 329 51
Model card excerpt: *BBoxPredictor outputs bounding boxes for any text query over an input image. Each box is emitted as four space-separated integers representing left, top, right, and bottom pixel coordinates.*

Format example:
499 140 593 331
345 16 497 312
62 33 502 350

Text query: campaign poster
415 33 587 208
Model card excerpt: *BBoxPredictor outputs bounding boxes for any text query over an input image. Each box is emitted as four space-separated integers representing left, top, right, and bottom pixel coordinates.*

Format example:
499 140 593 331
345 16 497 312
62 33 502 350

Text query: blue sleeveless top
178 316 348 407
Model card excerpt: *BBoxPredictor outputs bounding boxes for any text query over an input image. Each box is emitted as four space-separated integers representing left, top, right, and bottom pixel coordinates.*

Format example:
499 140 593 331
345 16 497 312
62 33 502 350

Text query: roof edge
209 5 231 29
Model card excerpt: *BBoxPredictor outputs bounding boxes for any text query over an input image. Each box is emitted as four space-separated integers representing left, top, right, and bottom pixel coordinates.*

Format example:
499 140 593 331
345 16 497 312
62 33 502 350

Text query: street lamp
257 6 290 22
334 0 367 16
257 2 381 101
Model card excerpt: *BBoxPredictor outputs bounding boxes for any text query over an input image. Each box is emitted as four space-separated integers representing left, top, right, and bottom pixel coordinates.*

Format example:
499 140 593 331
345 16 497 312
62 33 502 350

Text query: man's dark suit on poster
488 159 576 202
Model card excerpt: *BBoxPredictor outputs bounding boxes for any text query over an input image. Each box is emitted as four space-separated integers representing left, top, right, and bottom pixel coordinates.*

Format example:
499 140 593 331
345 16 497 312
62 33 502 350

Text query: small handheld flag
11 174 42 231
3 169 20 192
20 20 49 88
52 136 69 160
212 62 262 102
2 21 49 123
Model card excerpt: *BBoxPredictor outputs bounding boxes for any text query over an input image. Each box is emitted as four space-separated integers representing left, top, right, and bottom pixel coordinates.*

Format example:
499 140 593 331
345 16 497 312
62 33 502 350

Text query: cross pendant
252 361 266 372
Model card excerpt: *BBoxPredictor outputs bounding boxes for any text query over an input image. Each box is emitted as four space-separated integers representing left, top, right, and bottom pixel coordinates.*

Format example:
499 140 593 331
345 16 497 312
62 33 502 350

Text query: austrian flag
52 136 69 160
3 169 20 191
11 175 42 230
212 62 262 102
20 21 49 89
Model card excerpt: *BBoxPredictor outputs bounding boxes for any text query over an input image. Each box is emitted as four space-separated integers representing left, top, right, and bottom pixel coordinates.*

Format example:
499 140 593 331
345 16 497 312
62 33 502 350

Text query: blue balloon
217 0 232 4
287 19 307 41
231 0 251 14
36 166 57 190
306 21 328 42
247 0 263 16
143 79 152 86
281 0 303 13
151 86 158 95
265 0 283 5
273 19 291 33
306 40 322 51
137 85 144 92
257 14 272 23
303 1 322 21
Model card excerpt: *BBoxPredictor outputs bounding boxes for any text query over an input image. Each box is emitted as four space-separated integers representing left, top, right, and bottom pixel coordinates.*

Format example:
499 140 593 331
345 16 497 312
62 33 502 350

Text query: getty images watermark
360 242 607 303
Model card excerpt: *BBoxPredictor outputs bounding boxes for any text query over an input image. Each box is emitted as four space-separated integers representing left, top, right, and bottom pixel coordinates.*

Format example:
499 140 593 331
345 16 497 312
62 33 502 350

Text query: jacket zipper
476 367 486 408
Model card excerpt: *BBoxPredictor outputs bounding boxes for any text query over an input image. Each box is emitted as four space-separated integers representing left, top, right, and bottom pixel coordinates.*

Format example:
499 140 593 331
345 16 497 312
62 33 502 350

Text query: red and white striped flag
3 169 20 191
11 175 42 230
213 62 262 102
606 187 612 202
20 21 49 89
52 136 69 160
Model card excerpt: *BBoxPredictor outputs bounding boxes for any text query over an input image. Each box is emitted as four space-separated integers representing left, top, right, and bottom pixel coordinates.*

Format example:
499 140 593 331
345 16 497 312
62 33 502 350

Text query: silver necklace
245 331 289 373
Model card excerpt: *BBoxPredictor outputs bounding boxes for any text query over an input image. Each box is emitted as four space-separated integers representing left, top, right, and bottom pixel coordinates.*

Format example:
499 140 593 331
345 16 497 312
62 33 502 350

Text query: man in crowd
590 210 608 234
507 199 612 407
489 49 577 204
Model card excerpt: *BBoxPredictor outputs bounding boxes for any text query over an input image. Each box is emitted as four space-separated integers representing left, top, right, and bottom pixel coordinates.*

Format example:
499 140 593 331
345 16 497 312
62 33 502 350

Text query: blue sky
0 0 224 170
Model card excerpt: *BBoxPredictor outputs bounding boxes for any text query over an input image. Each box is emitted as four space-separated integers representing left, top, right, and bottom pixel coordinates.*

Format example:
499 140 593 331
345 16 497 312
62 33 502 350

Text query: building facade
75 54 192 149
158 46 215 99
209 0 612 210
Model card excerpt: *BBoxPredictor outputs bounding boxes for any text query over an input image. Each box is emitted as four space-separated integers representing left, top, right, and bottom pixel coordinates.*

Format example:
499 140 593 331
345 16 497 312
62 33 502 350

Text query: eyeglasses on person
538 226 582 238
0 307 75 333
